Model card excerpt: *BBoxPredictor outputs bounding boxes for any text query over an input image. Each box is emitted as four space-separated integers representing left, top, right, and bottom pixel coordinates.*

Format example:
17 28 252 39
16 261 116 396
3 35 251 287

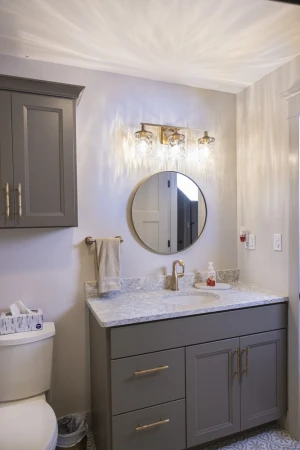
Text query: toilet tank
0 322 55 403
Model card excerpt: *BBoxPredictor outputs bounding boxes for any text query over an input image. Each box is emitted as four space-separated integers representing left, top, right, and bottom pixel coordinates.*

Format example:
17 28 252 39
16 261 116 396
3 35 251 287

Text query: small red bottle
206 262 216 287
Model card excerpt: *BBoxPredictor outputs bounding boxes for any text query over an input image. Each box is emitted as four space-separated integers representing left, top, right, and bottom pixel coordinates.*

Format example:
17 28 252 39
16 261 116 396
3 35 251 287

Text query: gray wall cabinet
0 75 84 227
89 304 287 450
0 91 14 228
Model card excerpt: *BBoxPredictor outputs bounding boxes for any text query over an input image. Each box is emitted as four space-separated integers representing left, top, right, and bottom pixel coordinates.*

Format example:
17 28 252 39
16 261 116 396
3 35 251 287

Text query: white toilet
0 322 58 450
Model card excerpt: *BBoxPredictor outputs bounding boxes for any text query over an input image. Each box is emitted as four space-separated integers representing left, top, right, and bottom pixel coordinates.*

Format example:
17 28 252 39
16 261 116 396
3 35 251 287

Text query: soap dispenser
207 262 216 287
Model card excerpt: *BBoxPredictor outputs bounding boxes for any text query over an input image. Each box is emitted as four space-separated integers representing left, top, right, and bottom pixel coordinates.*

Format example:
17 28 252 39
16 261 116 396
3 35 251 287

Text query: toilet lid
0 397 58 450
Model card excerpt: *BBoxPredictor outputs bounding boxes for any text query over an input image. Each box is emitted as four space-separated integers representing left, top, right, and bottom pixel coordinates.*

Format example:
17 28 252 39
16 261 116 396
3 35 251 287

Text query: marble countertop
86 282 288 328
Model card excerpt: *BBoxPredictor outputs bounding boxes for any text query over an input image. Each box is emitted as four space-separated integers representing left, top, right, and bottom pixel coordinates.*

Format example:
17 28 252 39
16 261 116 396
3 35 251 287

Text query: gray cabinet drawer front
111 348 185 415
112 399 186 450
111 304 287 359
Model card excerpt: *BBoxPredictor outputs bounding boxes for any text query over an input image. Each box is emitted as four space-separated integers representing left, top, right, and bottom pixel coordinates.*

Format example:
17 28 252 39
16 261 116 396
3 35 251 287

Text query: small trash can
56 413 88 449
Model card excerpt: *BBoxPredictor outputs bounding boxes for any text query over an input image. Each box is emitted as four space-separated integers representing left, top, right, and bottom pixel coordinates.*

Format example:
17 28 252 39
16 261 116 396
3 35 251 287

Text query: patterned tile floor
86 424 300 449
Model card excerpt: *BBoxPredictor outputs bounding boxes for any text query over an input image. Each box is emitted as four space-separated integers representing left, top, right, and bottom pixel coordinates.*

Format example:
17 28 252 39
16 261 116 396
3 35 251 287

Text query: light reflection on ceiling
0 0 299 93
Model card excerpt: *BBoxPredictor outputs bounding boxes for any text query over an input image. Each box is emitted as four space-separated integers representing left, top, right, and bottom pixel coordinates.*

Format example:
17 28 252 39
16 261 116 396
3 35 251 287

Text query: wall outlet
245 234 255 250
274 234 282 251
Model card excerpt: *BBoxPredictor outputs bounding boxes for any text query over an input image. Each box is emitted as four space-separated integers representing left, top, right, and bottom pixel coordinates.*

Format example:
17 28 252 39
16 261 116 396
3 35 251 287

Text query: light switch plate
245 234 255 250
274 234 282 251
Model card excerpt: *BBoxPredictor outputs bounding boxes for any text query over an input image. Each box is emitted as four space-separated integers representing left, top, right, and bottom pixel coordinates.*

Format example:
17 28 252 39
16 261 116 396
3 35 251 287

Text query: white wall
0 54 237 416
237 56 300 294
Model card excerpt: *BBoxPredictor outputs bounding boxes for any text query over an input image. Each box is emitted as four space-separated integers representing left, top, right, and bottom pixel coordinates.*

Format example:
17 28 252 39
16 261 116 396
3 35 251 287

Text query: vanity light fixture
198 131 215 162
134 123 215 162
198 130 215 147
167 128 185 161
134 123 153 159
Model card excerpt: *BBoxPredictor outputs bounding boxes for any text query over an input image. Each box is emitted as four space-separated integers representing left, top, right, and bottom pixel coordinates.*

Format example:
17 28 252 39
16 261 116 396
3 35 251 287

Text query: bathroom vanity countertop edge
86 283 288 328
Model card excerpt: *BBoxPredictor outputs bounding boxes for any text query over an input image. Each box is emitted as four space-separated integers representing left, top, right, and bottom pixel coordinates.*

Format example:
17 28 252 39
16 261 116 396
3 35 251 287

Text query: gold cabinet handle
135 365 169 376
232 348 240 379
17 183 22 217
4 183 9 219
242 347 249 377
136 418 170 431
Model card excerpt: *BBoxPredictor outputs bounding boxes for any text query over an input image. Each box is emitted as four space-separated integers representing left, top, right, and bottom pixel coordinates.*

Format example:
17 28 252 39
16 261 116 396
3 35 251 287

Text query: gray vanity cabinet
240 330 287 431
0 74 84 228
89 303 287 450
186 338 241 447
0 91 14 228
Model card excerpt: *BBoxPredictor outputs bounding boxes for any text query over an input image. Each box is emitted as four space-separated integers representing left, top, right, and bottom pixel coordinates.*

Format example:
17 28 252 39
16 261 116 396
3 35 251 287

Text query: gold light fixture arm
139 122 214 147
160 126 180 145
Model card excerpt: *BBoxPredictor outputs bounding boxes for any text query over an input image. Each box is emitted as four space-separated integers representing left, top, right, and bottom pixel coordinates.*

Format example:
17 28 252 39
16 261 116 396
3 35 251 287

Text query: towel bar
85 236 123 245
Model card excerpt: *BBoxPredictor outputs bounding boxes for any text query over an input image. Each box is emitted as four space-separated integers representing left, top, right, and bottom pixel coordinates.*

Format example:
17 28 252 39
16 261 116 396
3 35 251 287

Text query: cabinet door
186 338 240 447
240 330 287 431
11 93 77 227
0 91 14 228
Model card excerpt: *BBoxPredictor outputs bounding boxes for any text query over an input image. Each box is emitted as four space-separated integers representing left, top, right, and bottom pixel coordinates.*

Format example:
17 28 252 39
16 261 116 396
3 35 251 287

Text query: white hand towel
96 238 121 294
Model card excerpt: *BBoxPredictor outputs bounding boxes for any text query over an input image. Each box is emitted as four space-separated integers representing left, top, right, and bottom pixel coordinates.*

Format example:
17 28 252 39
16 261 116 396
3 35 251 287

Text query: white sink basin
162 293 218 307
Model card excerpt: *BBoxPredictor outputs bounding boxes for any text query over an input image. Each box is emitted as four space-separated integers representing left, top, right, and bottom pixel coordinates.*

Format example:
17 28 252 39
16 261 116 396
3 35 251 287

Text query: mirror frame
131 171 208 255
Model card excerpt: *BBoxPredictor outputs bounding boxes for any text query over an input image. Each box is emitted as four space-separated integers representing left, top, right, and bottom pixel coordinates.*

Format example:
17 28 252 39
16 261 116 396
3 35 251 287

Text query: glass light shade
167 130 185 160
198 131 215 163
135 125 153 159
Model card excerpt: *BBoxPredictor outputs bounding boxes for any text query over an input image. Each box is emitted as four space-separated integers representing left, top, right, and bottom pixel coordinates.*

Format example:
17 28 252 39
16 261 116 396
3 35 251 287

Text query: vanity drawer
112 399 186 450
111 304 287 358
111 348 185 415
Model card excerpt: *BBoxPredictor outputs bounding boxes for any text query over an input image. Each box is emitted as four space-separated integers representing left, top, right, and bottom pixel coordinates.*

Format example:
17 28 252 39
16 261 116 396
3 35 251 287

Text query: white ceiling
0 0 299 93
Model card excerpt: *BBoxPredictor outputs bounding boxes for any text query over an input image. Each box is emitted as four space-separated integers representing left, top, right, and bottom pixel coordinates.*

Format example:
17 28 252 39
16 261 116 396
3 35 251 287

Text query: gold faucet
171 260 185 291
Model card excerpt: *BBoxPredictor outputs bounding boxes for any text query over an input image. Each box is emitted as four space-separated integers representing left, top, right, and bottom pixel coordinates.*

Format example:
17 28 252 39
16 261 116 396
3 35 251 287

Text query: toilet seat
0 395 58 450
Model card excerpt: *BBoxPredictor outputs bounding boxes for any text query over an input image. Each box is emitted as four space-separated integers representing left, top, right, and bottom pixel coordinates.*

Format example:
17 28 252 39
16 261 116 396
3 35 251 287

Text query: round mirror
131 171 207 254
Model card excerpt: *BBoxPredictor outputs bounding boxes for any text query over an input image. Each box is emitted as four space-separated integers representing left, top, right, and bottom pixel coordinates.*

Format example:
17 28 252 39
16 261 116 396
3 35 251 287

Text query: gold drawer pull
4 183 9 219
136 418 170 431
232 348 240 379
134 365 169 376
17 183 22 217
242 347 249 377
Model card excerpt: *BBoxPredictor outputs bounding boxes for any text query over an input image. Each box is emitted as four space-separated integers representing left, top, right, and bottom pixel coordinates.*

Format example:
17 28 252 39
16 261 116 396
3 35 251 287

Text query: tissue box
0 309 43 335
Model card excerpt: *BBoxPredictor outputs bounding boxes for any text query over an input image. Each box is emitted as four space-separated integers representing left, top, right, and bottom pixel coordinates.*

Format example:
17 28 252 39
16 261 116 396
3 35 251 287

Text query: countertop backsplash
85 268 240 298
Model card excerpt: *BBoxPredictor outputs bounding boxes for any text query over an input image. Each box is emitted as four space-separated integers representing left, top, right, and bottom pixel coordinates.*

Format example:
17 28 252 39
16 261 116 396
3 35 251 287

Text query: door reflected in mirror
131 171 207 254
